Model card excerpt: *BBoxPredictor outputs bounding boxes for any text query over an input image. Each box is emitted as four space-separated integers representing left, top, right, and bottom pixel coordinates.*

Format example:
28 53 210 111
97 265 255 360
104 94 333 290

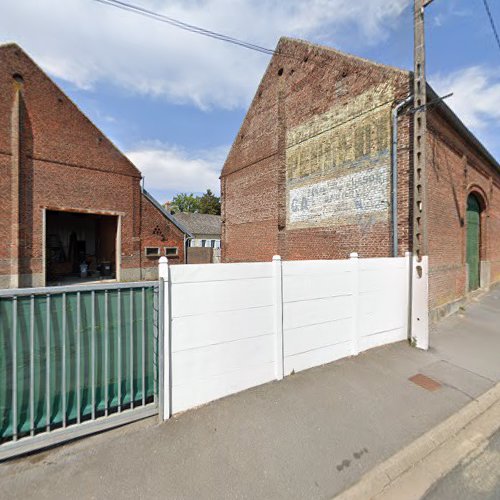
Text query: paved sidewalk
1 288 499 500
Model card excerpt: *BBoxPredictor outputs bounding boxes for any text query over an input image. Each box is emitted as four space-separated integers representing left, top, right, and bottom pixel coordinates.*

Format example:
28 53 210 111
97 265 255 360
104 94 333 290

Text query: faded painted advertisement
286 84 393 229
289 166 388 224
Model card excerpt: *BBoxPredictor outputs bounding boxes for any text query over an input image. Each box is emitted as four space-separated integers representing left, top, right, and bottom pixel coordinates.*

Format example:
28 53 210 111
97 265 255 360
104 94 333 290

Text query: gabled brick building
221 37 500 318
0 43 190 288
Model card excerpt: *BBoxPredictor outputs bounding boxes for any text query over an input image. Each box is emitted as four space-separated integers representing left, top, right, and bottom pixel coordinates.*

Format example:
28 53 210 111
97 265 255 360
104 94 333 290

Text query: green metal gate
466 195 481 292
0 281 160 460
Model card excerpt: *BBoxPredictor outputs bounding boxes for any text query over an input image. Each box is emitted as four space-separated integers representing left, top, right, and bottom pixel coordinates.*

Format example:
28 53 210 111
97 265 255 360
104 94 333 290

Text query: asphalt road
424 429 500 500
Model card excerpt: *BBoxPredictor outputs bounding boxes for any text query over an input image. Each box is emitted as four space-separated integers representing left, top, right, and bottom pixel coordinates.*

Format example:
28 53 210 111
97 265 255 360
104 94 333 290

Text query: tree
170 193 200 213
198 189 221 215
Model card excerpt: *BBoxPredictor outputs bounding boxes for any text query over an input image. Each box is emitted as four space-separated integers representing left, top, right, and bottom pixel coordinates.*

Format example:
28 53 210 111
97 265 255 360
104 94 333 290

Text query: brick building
0 43 190 288
221 37 500 318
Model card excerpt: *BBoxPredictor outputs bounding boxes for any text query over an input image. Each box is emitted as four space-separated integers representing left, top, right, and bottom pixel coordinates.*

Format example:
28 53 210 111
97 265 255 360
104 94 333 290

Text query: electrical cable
93 0 453 164
93 0 278 56
482 0 500 54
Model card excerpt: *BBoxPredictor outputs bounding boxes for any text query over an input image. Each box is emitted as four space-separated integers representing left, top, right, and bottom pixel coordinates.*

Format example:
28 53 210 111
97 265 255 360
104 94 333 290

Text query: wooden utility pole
411 0 433 349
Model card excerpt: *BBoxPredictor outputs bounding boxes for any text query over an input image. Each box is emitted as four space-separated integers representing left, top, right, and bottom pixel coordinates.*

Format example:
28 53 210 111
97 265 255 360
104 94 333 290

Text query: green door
466 195 481 291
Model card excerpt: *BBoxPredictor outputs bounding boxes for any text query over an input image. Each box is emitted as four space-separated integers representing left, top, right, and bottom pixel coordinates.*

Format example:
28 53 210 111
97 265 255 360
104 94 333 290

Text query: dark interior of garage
45 210 118 285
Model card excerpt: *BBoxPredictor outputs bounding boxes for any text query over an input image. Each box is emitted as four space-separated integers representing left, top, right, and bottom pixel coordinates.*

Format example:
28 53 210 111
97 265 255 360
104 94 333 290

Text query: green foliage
198 189 221 215
169 190 221 215
170 193 200 213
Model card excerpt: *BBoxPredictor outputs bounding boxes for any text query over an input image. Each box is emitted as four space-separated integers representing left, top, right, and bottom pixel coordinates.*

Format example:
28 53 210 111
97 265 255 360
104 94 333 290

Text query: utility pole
411 0 433 349
413 0 433 260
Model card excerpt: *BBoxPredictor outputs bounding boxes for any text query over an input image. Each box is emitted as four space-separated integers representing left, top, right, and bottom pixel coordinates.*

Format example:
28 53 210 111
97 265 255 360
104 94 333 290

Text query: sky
1 0 500 203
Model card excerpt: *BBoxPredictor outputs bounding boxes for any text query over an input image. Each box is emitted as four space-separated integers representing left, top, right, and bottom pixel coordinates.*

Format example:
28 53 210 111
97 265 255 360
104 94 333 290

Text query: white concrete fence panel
159 253 427 419
357 256 410 352
167 262 276 414
282 258 353 375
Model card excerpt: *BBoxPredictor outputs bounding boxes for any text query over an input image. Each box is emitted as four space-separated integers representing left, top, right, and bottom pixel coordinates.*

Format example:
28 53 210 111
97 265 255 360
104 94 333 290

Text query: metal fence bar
91 290 96 420
62 292 67 428
0 405 158 462
0 281 158 298
76 292 81 424
141 287 146 406
30 295 35 436
12 297 17 441
46 294 51 432
104 290 109 417
2 281 159 460
117 289 122 413
130 289 134 410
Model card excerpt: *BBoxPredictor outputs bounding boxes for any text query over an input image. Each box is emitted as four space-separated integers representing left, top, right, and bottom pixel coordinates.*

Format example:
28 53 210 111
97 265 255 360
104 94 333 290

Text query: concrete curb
335 382 500 500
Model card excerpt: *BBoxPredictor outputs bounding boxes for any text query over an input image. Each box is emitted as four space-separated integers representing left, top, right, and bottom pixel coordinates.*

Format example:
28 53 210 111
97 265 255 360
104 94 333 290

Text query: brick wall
0 43 184 287
427 108 500 313
222 157 279 261
141 195 185 277
222 37 412 263
221 37 500 315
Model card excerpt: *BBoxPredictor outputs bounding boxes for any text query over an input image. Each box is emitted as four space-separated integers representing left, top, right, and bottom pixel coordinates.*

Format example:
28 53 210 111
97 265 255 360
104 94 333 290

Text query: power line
92 0 402 111
93 0 414 102
93 0 277 56
91 1 430 151
482 0 500 53
92 0 432 154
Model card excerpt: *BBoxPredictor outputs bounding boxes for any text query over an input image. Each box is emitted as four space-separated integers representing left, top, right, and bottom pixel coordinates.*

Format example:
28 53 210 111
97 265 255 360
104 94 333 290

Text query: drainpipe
392 95 414 257
184 235 193 264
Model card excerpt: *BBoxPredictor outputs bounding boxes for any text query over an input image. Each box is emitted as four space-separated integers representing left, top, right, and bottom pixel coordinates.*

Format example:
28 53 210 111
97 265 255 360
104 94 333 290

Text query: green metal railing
0 282 158 452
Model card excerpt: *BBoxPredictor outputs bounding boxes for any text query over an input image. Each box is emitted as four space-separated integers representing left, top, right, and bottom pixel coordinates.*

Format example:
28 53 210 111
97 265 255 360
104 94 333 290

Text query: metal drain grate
409 373 442 391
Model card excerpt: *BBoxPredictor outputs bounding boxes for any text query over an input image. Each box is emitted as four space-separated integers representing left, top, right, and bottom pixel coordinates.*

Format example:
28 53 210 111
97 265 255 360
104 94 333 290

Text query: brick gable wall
222 38 412 263
140 195 185 277
221 37 500 316
0 44 184 287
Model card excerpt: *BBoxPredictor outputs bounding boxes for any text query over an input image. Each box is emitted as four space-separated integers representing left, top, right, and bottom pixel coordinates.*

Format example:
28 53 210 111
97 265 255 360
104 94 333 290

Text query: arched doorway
466 194 482 291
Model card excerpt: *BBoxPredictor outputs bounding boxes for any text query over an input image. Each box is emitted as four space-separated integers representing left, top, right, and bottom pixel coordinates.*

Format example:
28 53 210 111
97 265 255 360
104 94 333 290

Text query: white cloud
127 143 227 202
433 15 444 27
430 66 500 130
1 0 410 109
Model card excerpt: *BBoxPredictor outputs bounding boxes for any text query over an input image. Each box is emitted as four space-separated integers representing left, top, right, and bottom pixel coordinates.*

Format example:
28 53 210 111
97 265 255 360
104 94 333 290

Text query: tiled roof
172 212 222 237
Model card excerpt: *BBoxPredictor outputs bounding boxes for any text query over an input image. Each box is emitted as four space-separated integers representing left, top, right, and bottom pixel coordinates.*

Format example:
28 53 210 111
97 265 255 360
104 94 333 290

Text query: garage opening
45 210 118 286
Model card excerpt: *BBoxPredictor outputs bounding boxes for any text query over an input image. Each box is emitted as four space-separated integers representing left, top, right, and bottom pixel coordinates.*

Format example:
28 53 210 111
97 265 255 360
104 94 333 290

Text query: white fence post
405 251 412 341
411 256 429 350
272 255 284 380
158 257 171 420
350 252 360 356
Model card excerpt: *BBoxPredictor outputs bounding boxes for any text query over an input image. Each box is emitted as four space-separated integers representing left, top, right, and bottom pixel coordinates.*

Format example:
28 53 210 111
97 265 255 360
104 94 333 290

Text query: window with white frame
145 247 161 257
165 247 178 257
